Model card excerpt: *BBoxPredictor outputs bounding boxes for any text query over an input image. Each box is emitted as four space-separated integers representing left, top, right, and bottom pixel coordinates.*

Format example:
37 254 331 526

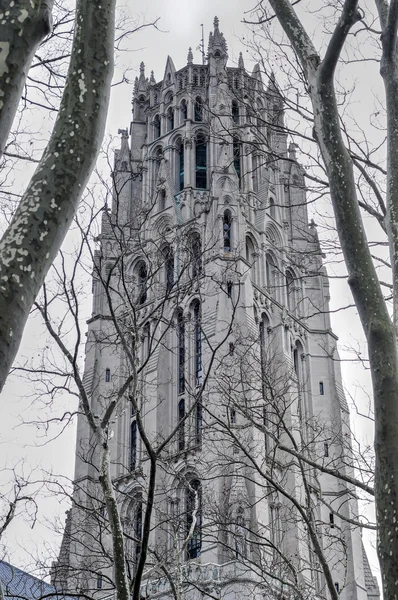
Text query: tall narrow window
167 107 174 131
178 398 185 451
180 99 188 121
196 401 203 444
154 114 161 139
194 302 203 386
233 138 241 187
137 262 147 304
97 573 103 590
194 96 203 121
223 211 232 251
105 368 110 383
178 140 184 191
190 232 202 278
159 189 166 211
134 502 143 560
130 420 137 470
164 245 174 292
232 100 239 124
186 480 202 559
319 381 324 395
227 281 233 298
329 513 335 528
324 442 329 457
195 134 207 189
177 311 185 394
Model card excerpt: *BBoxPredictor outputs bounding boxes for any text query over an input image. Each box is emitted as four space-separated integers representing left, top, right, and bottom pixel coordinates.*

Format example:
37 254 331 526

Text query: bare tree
0 0 116 393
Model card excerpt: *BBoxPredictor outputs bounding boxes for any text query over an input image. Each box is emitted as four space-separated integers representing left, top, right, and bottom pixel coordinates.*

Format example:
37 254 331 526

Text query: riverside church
53 17 380 600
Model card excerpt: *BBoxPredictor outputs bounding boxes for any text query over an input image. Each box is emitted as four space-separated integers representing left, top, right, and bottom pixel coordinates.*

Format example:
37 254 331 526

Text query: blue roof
0 561 62 600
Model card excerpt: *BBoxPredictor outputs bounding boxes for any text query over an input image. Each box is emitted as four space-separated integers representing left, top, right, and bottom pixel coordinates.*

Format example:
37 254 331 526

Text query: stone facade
54 17 379 600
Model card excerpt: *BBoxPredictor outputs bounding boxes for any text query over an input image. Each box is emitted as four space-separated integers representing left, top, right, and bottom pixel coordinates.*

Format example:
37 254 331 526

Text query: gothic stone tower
55 17 379 600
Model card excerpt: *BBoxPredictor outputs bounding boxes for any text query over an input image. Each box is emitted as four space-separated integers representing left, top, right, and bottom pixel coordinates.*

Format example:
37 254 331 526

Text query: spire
208 15 228 58
150 70 156 84
137 61 148 93
238 52 244 70
187 47 193 64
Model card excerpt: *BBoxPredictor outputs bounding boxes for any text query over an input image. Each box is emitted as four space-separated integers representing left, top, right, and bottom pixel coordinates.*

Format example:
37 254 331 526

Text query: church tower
54 18 379 600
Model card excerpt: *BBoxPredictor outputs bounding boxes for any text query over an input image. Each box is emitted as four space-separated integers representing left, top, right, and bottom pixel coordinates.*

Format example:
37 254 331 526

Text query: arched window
153 114 161 139
136 95 146 121
177 310 185 394
233 138 241 187
137 262 147 304
223 211 232 251
200 71 205 86
193 301 202 386
180 99 188 121
189 232 202 278
194 96 203 121
167 107 174 131
293 341 305 385
177 139 184 192
232 100 239 124
195 134 207 189
193 70 199 86
286 270 294 312
178 398 185 451
186 479 202 559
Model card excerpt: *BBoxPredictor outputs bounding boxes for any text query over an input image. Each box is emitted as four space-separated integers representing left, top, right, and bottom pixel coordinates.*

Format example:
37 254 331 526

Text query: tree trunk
0 0 115 392
0 1 54 158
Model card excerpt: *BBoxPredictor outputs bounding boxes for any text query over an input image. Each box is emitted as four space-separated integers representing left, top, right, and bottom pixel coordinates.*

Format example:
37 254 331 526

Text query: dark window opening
154 114 161 139
138 263 147 304
178 142 184 191
196 402 203 444
334 583 340 594
130 420 137 470
319 381 324 395
167 107 174 131
324 442 329 457
177 311 185 394
227 281 233 298
105 368 110 383
159 189 166 211
232 100 239 124
181 100 188 120
195 135 207 189
97 573 102 590
135 502 143 559
178 398 185 451
230 407 236 424
223 211 232 251
194 97 203 121
229 342 235 356
190 233 202 278
233 139 241 187
329 512 335 528
186 480 202 559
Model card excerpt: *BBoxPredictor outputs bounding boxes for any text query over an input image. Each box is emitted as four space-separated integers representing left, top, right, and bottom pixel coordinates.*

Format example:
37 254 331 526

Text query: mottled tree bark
267 0 398 597
0 1 54 158
0 0 116 392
